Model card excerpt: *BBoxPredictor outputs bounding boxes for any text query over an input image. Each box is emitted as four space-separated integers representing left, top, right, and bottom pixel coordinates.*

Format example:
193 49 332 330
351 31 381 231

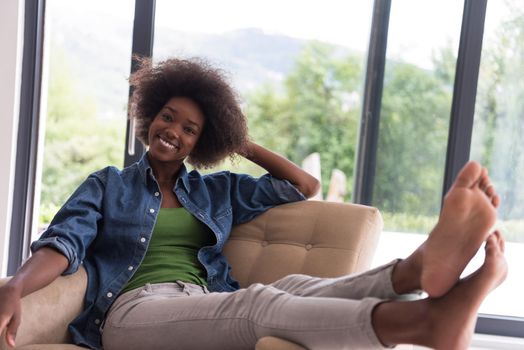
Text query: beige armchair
0 200 382 350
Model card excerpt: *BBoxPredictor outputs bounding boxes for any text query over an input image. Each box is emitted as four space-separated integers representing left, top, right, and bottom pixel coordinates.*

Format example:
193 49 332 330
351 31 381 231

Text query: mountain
47 7 352 119
154 27 306 92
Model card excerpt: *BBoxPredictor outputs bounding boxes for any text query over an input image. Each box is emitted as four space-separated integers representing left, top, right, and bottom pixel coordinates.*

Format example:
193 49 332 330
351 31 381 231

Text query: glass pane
154 0 372 201
471 0 524 318
371 0 463 281
33 0 134 241
372 0 463 236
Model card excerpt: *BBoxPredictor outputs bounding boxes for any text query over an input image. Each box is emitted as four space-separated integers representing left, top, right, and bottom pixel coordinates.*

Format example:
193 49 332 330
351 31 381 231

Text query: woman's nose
164 127 179 140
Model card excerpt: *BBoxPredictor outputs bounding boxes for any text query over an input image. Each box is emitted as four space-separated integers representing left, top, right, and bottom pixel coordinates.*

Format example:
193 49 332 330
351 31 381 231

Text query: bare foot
420 161 499 297
422 231 507 349
374 232 507 349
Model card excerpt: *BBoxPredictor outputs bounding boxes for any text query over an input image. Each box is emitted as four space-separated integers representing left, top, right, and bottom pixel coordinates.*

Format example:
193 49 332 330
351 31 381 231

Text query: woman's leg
102 232 505 350
268 260 417 301
102 281 387 350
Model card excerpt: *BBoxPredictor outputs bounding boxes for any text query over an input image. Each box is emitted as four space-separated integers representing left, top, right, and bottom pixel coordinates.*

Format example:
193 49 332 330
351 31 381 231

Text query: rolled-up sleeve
30 174 104 275
268 176 307 203
229 173 306 224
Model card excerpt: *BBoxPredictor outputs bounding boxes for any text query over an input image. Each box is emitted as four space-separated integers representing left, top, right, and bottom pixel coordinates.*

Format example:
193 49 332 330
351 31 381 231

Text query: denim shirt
30 153 305 349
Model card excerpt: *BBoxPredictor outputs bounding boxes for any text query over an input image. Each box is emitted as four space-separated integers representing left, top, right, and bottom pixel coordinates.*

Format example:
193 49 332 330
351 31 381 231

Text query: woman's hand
0 247 69 348
0 284 22 347
243 141 320 198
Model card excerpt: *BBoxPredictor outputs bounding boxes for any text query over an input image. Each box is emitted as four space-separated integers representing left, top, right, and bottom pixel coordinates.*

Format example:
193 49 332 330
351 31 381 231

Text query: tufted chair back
223 200 382 288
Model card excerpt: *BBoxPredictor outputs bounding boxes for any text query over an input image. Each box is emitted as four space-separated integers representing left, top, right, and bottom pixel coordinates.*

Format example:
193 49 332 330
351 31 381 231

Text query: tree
247 42 363 197
374 61 452 218
39 48 125 224
472 4 524 223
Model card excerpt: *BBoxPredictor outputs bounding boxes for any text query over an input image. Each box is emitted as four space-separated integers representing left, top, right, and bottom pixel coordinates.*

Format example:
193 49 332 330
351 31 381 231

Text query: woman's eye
162 114 173 122
184 127 196 135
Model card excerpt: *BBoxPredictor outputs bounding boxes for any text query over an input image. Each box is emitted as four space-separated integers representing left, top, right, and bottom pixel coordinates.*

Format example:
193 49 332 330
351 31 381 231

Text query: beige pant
102 260 415 350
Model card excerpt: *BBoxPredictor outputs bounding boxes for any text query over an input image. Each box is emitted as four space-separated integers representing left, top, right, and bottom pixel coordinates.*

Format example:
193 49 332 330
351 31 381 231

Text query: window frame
123 0 155 167
8 0 46 276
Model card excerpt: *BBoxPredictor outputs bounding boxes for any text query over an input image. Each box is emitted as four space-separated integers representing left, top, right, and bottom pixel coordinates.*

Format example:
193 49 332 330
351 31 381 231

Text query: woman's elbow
299 177 321 199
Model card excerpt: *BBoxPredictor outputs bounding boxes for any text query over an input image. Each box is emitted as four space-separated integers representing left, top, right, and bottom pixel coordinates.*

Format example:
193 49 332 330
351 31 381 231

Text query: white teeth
159 137 177 150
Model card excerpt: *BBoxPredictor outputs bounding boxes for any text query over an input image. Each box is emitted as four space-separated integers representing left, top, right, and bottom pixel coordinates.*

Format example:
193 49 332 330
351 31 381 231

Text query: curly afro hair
129 57 249 169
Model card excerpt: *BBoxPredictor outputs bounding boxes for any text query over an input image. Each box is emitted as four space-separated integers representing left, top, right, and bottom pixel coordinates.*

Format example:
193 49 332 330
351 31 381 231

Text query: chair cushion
256 336 307 350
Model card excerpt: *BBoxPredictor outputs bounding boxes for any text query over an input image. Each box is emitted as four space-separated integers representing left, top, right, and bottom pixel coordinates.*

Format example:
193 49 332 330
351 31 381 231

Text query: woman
0 57 506 350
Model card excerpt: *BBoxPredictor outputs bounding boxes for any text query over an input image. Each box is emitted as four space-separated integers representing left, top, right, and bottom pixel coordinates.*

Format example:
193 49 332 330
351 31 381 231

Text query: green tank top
122 207 215 294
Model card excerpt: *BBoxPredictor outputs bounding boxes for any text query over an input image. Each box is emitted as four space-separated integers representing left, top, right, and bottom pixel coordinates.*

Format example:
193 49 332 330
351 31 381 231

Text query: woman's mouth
158 136 180 151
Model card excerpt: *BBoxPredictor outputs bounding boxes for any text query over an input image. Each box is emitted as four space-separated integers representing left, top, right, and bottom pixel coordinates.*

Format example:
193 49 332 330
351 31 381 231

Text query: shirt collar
176 163 190 191
137 152 190 191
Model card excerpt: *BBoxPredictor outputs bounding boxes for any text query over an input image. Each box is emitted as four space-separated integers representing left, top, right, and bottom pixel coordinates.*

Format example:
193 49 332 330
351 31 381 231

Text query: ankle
372 299 428 346
391 252 422 294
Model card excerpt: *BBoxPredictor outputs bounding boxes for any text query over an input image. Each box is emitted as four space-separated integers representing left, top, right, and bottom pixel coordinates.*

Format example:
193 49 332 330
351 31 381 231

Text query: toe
453 161 483 189
485 234 496 253
492 194 501 208
488 231 505 253
496 230 505 253
484 184 495 198
478 168 490 189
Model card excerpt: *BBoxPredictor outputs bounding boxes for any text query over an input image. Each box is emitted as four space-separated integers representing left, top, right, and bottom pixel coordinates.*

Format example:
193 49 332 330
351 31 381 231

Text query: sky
49 0 509 69
154 0 374 50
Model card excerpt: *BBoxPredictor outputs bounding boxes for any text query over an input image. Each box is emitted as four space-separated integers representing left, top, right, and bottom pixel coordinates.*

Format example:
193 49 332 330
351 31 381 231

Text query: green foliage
382 212 523 243
432 40 457 86
381 211 438 235
41 15 524 242
39 48 125 224
374 60 452 217
246 40 455 219
246 42 363 198
472 5 524 222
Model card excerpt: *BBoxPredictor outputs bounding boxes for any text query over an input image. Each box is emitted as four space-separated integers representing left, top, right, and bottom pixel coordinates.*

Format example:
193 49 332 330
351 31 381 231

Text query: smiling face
147 97 205 166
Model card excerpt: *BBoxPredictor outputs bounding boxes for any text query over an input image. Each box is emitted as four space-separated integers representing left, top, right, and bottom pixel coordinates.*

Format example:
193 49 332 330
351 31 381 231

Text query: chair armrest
0 266 87 349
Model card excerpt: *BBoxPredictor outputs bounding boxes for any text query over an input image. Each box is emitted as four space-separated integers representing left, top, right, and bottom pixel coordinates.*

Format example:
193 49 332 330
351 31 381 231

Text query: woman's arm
0 248 68 347
244 141 320 198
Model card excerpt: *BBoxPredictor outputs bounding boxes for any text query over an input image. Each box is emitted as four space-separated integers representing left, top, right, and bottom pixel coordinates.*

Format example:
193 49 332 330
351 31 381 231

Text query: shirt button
149 208 155 214
154 192 160 197
140 237 146 243
305 244 313 250
128 266 134 271
261 241 269 247
107 292 113 298
94 319 101 325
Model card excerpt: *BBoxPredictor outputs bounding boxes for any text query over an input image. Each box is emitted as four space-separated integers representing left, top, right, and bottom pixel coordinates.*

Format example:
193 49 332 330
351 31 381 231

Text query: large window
370 0 463 264
367 0 524 337
154 0 373 200
11 0 523 342
372 0 463 235
32 0 135 242
470 0 524 318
